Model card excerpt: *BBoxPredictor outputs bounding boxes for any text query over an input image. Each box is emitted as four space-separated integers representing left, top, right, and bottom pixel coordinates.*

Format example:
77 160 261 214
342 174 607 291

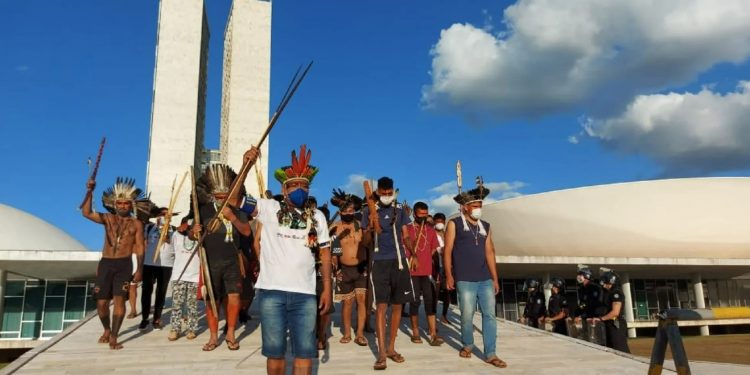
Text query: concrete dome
483 177 750 259
0 203 88 251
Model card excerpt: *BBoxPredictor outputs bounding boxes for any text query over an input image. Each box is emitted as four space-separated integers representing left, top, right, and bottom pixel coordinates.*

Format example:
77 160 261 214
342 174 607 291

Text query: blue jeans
457 279 497 357
258 289 317 359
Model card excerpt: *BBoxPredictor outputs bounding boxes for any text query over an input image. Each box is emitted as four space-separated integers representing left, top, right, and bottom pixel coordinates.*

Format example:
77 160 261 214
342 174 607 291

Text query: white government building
483 177 750 337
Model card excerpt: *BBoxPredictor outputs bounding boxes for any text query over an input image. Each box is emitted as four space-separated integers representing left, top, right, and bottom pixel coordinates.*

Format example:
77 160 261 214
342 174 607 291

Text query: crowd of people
519 266 631 353
80 144 524 372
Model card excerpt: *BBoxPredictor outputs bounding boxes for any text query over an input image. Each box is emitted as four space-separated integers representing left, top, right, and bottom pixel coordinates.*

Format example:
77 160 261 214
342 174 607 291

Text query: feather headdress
101 177 155 221
196 164 243 205
274 145 319 184
453 176 490 205
330 188 363 211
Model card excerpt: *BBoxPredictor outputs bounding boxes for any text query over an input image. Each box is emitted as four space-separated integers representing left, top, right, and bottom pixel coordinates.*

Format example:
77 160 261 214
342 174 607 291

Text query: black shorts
207 257 242 298
93 257 133 300
370 259 414 305
336 262 367 300
409 275 436 316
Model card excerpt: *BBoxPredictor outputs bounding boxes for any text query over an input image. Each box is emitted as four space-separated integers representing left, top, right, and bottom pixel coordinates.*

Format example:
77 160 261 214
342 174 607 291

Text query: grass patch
629 334 750 365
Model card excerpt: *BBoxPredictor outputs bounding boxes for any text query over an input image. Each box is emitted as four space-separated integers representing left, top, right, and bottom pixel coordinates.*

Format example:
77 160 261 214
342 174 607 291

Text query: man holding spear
191 148 257 351
82 177 153 349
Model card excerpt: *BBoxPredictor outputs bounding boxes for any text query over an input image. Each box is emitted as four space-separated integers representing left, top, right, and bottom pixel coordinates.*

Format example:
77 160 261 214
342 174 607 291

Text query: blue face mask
287 188 309 208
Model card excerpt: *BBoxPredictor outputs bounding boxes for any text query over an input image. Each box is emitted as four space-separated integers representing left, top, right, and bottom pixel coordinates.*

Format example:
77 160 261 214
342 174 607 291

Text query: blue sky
2 0 750 250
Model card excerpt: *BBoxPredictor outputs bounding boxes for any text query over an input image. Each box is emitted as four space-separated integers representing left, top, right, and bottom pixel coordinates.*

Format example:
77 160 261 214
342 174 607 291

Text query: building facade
219 0 272 198
145 0 210 216
483 177 750 337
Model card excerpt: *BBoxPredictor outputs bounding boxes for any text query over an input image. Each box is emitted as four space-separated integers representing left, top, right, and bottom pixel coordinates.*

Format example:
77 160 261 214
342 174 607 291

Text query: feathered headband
453 176 490 205
196 164 243 205
101 177 156 221
274 145 319 185
330 188 363 211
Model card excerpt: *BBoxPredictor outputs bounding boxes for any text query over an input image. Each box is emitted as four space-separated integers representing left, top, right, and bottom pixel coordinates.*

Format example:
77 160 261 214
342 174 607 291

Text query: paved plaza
4 301 749 374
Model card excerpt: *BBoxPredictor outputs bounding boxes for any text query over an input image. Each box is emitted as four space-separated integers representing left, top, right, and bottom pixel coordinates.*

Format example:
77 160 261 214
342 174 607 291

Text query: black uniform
574 281 605 342
546 293 568 335
574 281 604 319
602 287 630 353
523 290 546 329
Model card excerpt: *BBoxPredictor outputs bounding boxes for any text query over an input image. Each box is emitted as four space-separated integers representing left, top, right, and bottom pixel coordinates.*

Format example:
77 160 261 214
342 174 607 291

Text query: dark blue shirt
451 217 492 282
361 204 411 261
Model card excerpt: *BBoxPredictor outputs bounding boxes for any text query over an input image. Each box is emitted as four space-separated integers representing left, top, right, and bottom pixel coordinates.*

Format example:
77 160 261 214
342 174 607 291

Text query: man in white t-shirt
253 145 331 375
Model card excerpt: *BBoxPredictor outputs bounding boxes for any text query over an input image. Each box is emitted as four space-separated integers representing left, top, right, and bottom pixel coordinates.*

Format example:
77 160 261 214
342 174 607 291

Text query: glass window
2 297 23 332
21 322 41 339
0 332 19 339
22 286 45 322
4 281 25 297
46 281 66 297
63 321 76 330
64 287 85 321
42 297 64 331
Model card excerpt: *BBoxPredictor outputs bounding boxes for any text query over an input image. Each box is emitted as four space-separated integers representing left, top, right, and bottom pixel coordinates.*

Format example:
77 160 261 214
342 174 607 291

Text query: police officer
544 277 568 335
521 278 546 329
573 266 604 342
592 271 631 353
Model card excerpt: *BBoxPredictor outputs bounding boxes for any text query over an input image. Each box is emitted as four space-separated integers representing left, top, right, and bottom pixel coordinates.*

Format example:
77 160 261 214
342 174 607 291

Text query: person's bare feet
97 332 110 344
108 336 123 350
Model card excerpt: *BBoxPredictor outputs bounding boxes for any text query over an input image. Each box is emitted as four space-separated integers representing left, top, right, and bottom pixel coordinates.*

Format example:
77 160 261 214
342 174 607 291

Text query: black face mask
414 216 428 224
341 214 355 223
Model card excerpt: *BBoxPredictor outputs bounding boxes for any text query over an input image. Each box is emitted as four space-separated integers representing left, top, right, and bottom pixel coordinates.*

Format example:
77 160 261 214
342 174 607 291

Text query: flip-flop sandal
225 339 240 351
373 358 387 370
387 352 405 363
459 347 472 358
126 312 136 319
486 356 508 368
97 334 110 344
428 336 444 346
317 341 328 350
410 336 422 344
354 336 368 346
339 336 352 344
202 341 218 351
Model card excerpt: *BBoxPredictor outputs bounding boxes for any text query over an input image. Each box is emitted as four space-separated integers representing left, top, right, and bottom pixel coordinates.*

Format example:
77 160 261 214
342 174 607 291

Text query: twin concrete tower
145 0 271 216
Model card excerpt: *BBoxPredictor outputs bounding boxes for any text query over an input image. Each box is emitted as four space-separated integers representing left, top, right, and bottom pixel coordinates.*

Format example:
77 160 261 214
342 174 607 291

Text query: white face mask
379 195 395 206
434 223 445 231
470 208 482 220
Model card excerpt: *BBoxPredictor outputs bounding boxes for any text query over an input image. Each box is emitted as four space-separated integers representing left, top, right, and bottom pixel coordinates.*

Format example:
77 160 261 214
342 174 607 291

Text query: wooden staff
153 171 188 263
363 180 381 234
190 166 218 317
175 63 313 281
206 61 313 234
78 137 106 209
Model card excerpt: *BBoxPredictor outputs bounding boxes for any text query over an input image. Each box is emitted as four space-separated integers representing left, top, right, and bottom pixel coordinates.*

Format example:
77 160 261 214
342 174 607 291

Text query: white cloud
585 81 750 174
422 0 750 119
338 173 369 197
427 179 526 215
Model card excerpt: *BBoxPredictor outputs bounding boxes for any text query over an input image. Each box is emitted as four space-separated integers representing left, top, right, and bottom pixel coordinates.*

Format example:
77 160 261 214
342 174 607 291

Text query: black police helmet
577 267 593 280
550 277 565 290
599 271 618 286
523 278 540 291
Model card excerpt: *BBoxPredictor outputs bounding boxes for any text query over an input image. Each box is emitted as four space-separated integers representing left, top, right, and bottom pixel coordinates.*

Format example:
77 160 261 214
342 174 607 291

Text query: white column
621 272 636 338
692 273 710 336
0 269 6 329
543 273 551 304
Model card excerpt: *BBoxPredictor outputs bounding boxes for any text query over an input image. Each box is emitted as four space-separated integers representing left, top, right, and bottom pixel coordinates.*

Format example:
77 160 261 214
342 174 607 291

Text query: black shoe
152 321 162 330
138 320 149 331
239 309 248 325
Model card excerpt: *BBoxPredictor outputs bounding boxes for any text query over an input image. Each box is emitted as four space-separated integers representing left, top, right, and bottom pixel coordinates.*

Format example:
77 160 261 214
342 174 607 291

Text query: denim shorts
258 289 317 359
